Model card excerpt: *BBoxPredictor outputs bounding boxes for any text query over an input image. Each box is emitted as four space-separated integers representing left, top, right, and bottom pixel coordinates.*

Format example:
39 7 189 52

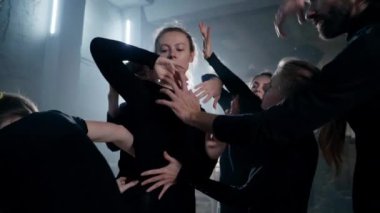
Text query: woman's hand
140 151 182 200
199 22 212 59
156 72 201 124
194 77 223 109
149 57 185 88
116 177 139 193
274 0 306 38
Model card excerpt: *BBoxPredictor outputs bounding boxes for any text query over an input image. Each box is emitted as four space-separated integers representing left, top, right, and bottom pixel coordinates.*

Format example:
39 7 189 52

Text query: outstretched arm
86 120 134 156
90 37 177 104
198 22 261 112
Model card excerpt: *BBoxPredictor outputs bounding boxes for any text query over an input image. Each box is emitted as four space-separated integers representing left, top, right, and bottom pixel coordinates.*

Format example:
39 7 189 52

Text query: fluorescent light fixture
50 0 59 34
125 19 131 44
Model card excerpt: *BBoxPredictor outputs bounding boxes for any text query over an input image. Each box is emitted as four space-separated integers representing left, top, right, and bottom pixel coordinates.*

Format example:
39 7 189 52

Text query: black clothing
213 8 380 213
0 110 122 213
206 53 262 114
90 37 216 213
195 135 318 213
199 53 318 213
202 53 263 213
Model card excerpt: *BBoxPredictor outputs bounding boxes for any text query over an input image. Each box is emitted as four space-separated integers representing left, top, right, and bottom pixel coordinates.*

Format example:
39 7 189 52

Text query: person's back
0 110 122 213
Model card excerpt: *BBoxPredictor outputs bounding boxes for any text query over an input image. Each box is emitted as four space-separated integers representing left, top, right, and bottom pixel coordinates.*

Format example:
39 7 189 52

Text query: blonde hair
0 92 38 127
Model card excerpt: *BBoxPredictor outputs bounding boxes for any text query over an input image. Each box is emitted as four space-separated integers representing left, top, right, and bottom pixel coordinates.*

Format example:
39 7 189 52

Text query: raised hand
145 56 185 88
140 151 182 200
156 71 201 124
199 22 212 59
274 0 306 38
194 77 223 109
116 176 139 193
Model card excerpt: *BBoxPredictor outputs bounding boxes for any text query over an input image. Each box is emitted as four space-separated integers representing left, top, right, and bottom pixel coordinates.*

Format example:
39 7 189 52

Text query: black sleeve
71 116 88 134
213 27 380 144
201 73 232 111
90 37 159 105
48 110 88 134
206 53 262 113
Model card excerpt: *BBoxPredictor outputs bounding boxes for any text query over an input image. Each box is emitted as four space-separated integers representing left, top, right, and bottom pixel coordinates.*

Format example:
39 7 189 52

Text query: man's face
306 0 353 39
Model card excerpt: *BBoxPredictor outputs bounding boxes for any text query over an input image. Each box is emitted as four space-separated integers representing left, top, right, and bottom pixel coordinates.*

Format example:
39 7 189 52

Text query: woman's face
260 76 284 110
156 31 195 73
251 75 271 100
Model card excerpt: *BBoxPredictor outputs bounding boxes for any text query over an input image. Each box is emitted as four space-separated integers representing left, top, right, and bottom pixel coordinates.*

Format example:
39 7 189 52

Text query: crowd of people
1 0 379 212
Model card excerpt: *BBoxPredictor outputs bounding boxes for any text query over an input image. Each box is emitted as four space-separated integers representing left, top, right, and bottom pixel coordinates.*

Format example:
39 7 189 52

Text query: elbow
90 37 105 57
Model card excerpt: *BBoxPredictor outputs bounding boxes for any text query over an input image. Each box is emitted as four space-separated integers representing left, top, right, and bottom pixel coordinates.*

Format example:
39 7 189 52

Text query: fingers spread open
141 174 164 186
158 183 173 200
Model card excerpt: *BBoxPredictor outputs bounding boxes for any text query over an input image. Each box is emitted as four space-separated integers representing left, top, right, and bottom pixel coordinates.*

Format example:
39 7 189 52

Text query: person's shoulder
35 110 71 121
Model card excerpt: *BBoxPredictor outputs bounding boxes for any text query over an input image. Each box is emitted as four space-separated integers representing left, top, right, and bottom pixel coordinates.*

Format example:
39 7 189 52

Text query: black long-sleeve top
203 53 263 213
198 53 318 213
206 53 262 114
90 37 216 213
213 7 380 213
0 111 123 213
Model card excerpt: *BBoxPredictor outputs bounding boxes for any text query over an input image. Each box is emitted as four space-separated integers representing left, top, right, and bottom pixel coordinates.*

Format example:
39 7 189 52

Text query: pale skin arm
86 121 135 156
274 0 306 38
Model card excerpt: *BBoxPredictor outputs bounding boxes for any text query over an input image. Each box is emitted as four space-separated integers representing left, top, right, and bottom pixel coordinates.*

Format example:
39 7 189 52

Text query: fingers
202 94 212 104
274 10 286 38
155 99 175 109
177 72 188 90
163 151 176 163
124 180 139 188
141 174 165 186
206 25 211 43
297 9 305 25
194 82 204 90
194 87 205 96
213 96 220 109
141 168 164 177
117 176 127 182
146 179 171 193
119 180 139 193
196 91 209 101
158 183 173 200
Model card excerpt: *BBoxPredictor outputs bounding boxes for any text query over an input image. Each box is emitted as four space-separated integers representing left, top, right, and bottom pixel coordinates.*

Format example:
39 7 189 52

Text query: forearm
207 53 252 97
86 121 134 155
187 111 217 133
